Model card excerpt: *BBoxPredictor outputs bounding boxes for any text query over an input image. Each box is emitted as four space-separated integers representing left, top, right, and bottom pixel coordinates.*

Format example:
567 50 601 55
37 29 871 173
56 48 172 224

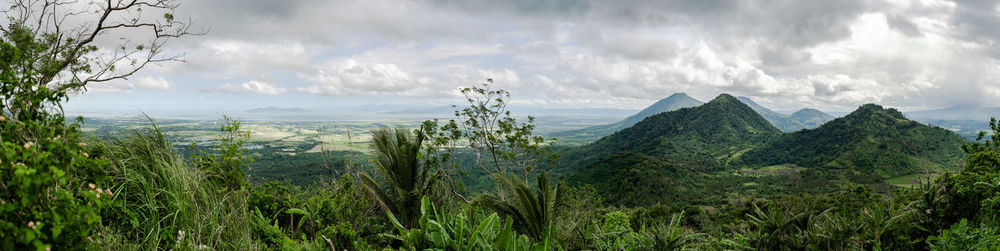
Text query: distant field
738 165 805 177
80 118 421 155
886 173 939 188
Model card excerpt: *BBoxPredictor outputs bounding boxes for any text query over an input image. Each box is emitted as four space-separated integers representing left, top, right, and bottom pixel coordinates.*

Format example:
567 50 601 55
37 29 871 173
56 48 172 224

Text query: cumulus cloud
298 59 426 96
89 76 175 93
83 0 1000 111
208 81 287 95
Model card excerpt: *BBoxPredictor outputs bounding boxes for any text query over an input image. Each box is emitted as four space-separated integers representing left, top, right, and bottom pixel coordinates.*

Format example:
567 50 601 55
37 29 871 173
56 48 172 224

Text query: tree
358 128 439 228
745 203 808 250
1 1 194 248
476 172 562 240
2 0 198 120
651 211 707 251
189 116 254 191
932 118 1000 228
430 79 556 181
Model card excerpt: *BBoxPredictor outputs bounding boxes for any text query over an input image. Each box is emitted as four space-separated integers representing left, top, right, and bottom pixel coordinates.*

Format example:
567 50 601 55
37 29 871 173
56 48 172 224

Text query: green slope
550 93 703 145
560 93 781 171
560 102 968 207
738 104 968 179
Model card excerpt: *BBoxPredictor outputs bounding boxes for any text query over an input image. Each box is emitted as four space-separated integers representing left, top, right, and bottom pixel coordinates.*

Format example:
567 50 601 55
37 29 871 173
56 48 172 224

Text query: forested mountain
551 93 835 145
789 108 835 128
736 96 835 132
738 104 968 179
550 93 703 144
561 94 781 171
562 100 970 207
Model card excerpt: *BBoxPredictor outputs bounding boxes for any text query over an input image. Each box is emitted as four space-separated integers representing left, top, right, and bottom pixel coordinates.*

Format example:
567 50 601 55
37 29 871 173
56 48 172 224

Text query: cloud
209 81 287 95
89 76 175 93
132 76 175 90
167 40 311 78
76 0 1000 111
298 59 425 96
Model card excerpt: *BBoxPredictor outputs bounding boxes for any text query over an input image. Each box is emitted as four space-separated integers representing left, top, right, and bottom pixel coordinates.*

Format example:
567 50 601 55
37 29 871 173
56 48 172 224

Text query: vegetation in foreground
3 1 1000 250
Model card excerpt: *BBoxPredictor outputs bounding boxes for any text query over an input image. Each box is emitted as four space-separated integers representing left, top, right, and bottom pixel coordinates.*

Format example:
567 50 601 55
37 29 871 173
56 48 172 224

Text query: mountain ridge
736 96 835 132
561 93 780 171
550 92 704 144
738 103 968 179
246 106 310 113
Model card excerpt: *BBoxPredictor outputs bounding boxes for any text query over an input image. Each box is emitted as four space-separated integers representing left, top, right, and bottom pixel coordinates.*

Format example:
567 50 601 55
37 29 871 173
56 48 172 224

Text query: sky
65 0 1000 114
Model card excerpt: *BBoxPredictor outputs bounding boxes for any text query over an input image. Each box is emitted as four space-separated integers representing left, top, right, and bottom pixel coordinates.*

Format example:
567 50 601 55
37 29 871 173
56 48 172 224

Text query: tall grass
94 123 257 249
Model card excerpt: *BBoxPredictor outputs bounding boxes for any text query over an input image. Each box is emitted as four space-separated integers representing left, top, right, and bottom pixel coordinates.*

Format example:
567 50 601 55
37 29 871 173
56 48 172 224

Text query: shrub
385 197 557 250
926 219 1000 251
0 115 110 249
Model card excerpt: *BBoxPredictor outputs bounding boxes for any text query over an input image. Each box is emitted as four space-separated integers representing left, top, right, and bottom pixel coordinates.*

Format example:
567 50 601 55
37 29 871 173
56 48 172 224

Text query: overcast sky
66 0 1000 113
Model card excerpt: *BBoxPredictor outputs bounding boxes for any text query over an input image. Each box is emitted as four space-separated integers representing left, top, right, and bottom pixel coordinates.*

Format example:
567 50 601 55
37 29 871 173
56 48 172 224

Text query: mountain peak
709 93 740 104
666 92 692 99
792 108 825 115
847 104 907 121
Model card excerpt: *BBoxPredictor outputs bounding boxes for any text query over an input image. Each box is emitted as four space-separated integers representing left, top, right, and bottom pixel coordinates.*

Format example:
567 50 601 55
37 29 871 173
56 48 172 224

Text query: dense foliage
560 94 781 172
4 1 999 248
739 104 967 179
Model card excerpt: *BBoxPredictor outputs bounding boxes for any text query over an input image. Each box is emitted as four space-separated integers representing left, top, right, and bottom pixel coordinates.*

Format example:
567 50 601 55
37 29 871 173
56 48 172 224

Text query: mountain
562 94 780 171
738 104 968 179
736 96 834 132
789 108 834 128
562 94 783 206
550 92 704 144
378 106 455 115
246 107 309 113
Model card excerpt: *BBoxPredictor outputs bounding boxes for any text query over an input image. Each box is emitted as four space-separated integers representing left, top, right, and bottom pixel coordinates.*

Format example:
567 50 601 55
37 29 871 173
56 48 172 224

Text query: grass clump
95 123 256 249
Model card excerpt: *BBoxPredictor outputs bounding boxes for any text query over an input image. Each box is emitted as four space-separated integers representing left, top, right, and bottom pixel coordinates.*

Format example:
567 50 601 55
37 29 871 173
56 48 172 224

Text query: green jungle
3 1 1000 250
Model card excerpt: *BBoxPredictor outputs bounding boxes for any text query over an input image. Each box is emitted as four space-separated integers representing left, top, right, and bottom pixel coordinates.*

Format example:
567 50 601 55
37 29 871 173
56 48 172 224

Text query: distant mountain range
550 93 703 144
560 94 969 206
377 105 636 117
377 106 455 115
736 96 835 132
552 92 834 144
246 107 310 113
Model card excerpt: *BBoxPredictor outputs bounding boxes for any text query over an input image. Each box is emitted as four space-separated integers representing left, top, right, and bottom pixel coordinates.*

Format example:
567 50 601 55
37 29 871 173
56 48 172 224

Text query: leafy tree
428 79 556 181
1 0 194 249
933 117 1000 228
189 116 254 191
359 128 439 228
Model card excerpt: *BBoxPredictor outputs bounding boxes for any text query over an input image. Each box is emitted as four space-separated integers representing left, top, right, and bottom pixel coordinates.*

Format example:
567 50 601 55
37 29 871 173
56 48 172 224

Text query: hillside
560 94 781 171
738 104 968 179
790 108 835 129
736 96 835 132
550 93 703 144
